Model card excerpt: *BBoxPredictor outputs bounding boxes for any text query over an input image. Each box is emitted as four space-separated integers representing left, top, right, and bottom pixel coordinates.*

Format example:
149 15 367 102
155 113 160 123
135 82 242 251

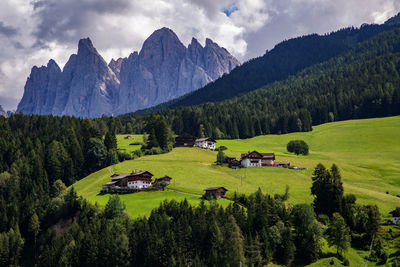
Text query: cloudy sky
0 0 399 110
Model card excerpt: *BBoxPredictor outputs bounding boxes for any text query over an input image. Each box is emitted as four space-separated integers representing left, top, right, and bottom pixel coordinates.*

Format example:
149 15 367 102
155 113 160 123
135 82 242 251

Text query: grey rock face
17 59 62 115
109 57 125 79
17 28 240 117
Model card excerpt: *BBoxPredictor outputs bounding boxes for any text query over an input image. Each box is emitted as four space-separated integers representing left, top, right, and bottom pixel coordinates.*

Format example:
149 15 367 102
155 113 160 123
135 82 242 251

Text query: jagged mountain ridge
17 28 240 118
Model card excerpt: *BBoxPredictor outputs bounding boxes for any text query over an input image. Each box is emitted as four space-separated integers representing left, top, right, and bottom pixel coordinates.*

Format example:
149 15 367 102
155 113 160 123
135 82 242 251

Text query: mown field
74 116 400 218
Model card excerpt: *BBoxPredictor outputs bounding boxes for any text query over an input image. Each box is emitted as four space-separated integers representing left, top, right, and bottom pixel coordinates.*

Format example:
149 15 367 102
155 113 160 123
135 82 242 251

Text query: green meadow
74 116 400 218
116 134 144 154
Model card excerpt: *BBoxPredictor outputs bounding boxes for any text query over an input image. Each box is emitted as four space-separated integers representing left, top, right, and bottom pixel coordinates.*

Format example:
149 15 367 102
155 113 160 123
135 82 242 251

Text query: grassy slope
116 134 144 154
73 116 400 266
74 116 400 219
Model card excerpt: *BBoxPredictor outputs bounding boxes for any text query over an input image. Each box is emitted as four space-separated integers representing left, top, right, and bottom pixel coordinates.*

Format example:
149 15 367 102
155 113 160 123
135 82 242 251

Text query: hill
73 116 400 217
131 22 399 115
121 26 400 141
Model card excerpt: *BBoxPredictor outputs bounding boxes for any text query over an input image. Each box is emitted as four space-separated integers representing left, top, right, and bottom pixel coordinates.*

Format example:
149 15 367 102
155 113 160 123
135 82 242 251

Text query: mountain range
17 28 240 118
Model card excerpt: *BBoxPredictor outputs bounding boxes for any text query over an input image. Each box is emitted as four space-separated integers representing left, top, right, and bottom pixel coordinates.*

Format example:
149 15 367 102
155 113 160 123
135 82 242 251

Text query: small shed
203 187 228 200
153 176 172 186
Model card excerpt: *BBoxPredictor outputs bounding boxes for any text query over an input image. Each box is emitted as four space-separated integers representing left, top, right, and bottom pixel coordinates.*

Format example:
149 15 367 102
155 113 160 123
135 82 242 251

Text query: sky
0 0 399 110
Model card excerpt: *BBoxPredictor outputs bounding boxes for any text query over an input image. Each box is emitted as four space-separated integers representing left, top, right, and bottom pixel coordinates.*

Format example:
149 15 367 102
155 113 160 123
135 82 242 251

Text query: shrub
216 146 227 151
343 258 350 266
286 140 309 155
118 151 132 161
317 214 330 225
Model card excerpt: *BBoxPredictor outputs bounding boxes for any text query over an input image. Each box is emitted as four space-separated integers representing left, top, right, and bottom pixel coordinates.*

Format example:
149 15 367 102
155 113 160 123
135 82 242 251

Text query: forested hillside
134 22 399 113
121 27 400 139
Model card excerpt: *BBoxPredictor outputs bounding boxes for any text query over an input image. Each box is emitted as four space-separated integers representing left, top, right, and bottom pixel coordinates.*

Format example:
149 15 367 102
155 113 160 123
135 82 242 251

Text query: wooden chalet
153 176 172 186
103 170 153 191
240 151 275 168
222 157 242 169
195 137 216 150
174 133 195 147
274 162 290 167
203 187 228 200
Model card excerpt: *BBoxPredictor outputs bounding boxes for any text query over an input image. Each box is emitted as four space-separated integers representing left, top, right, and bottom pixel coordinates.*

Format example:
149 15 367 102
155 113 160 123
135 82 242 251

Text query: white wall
127 180 152 189
241 158 261 168
196 141 215 150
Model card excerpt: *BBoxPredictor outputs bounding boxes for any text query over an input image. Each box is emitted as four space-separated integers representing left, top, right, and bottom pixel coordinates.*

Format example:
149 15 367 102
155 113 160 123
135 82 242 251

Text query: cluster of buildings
102 169 228 201
102 170 172 192
174 133 216 150
221 151 290 169
174 134 290 169
103 134 291 198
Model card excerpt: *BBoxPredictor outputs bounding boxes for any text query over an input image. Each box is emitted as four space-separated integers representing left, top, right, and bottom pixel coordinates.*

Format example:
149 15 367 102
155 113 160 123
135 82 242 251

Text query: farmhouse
195 137 216 150
174 133 195 147
274 162 290 167
222 157 242 169
203 187 228 200
153 176 172 186
240 151 275 168
103 171 153 191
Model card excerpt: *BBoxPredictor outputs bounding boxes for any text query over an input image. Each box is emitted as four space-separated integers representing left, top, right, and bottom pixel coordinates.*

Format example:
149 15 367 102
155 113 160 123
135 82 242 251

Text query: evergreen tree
326 213 351 256
51 179 67 198
311 164 344 216
216 150 226 165
292 204 323 262
104 131 117 151
85 138 108 173
104 196 126 219
224 216 245 266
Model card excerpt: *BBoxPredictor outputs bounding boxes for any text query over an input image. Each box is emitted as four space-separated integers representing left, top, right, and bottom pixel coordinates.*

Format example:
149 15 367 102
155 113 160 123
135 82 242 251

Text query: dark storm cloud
0 21 18 37
32 0 132 43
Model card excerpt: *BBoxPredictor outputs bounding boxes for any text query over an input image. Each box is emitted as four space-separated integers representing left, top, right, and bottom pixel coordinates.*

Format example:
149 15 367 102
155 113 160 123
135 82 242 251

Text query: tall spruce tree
311 164 344 216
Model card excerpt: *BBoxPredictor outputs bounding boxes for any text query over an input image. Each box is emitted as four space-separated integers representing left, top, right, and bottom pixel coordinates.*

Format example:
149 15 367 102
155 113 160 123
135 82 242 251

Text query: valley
74 116 400 218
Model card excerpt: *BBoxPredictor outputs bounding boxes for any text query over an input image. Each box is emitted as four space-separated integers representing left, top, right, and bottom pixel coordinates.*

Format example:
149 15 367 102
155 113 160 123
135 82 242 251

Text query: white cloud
0 0 399 109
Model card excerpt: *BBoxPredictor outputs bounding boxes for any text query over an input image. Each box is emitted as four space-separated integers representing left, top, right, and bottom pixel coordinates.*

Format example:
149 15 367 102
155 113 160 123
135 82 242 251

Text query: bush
118 151 132 161
132 149 143 158
343 258 350 266
317 214 330 225
287 140 309 155
216 146 227 151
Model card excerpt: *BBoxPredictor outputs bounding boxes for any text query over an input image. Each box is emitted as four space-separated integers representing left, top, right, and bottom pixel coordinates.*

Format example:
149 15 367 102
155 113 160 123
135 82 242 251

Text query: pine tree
224 215 245 266
326 213 351 256
104 131 117 151
216 150 226 165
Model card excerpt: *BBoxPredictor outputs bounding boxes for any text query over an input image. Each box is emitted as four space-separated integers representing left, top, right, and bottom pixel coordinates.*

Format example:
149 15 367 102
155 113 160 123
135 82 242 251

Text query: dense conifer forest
122 27 400 139
134 22 400 113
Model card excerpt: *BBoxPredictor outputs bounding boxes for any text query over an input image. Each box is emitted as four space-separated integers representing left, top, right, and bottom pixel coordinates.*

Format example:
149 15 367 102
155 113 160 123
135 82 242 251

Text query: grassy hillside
116 134 144 154
73 116 400 219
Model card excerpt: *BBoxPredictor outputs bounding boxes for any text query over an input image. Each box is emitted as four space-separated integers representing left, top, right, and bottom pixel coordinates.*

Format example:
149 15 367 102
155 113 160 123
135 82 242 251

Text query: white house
103 171 153 191
195 137 216 150
240 151 276 168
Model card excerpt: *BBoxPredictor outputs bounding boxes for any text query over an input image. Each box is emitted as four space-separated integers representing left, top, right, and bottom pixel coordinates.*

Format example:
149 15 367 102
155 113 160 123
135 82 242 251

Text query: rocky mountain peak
47 59 61 71
17 28 240 118
77 37 98 56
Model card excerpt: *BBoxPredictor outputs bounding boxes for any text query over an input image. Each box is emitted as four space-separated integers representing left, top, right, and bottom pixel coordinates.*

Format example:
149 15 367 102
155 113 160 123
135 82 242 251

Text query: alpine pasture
73 116 400 218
